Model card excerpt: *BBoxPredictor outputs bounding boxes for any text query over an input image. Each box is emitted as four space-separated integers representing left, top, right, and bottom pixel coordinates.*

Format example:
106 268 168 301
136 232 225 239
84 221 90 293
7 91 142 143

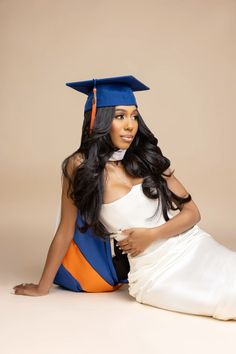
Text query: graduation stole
53 211 128 292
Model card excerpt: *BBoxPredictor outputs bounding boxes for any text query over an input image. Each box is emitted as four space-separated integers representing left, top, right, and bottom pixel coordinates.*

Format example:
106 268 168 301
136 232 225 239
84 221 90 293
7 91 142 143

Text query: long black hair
61 106 191 240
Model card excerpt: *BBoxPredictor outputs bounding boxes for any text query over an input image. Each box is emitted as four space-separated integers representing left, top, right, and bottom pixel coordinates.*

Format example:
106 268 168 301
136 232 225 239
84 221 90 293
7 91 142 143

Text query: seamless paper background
1 1 236 353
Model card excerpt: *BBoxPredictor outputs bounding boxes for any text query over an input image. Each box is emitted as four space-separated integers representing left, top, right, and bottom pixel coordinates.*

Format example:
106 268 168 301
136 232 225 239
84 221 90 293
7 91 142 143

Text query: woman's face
109 105 139 149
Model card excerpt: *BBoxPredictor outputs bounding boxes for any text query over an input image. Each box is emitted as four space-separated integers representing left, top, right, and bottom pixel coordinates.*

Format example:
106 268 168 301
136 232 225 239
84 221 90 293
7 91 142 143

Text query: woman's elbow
191 204 201 223
182 201 201 223
195 209 201 223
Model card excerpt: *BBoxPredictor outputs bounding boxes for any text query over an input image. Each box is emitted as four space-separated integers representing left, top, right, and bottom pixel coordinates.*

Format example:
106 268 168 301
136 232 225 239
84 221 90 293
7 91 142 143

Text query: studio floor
2 277 236 354
2 202 236 354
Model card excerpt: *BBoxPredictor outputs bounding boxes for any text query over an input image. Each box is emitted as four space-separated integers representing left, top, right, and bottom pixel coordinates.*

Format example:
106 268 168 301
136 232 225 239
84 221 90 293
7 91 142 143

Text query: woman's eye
115 115 138 120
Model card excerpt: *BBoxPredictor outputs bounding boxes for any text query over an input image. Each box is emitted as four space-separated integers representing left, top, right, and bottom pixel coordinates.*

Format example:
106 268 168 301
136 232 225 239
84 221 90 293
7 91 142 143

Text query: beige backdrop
1 0 236 277
1 1 236 352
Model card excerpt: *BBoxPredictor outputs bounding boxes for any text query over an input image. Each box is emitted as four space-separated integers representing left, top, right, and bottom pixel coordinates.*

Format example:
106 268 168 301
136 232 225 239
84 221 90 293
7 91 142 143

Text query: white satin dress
99 183 236 321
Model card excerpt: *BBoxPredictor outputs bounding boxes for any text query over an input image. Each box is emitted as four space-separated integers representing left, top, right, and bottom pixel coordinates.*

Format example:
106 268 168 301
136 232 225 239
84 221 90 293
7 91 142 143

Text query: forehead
115 105 138 111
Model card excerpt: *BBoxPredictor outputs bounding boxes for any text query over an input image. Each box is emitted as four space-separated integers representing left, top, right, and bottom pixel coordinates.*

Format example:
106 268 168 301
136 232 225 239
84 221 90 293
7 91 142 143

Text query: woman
13 75 236 321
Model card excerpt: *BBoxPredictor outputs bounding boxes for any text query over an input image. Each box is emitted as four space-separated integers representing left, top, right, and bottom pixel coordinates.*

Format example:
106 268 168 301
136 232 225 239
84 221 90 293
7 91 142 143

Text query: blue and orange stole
53 211 128 292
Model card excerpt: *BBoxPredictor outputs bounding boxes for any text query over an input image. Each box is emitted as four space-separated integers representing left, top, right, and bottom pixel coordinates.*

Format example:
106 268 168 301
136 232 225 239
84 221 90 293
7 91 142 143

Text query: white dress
99 183 236 321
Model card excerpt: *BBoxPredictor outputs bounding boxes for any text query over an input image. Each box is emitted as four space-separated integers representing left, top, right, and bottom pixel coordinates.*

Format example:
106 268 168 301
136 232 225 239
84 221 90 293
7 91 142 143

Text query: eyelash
115 115 139 120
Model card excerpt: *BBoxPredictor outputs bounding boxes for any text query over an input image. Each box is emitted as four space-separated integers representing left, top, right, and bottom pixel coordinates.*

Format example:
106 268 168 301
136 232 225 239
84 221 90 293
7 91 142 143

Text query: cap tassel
89 79 97 134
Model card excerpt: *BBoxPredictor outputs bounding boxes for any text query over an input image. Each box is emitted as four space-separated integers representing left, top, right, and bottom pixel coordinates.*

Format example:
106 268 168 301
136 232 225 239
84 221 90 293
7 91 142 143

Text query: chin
116 142 130 149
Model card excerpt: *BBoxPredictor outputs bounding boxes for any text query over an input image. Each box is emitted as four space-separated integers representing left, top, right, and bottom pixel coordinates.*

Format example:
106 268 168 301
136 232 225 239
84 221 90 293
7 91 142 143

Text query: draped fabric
53 205 128 293
99 183 236 321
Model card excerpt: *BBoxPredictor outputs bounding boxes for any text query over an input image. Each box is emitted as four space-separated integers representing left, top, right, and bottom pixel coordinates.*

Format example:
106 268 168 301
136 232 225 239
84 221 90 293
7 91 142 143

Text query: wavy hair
61 106 191 240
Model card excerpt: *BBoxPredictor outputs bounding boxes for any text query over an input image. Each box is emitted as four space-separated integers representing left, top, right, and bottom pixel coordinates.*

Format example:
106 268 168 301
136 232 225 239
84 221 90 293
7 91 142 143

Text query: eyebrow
115 108 138 113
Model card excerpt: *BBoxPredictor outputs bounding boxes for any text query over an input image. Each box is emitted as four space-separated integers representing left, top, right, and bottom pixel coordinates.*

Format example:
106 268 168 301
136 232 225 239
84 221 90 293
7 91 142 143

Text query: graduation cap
66 75 150 133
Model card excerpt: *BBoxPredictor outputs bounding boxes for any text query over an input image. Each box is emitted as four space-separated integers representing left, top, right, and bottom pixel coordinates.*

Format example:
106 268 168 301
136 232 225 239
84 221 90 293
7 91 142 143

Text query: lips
120 135 134 142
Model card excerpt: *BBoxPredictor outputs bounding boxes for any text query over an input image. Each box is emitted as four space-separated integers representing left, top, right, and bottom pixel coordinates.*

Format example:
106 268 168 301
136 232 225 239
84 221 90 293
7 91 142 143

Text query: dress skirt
127 225 236 321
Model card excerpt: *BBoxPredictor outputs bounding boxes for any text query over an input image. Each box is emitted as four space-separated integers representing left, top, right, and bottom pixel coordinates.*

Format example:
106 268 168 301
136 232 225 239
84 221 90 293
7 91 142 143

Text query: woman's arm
36 227 76 293
149 167 201 242
13 154 83 296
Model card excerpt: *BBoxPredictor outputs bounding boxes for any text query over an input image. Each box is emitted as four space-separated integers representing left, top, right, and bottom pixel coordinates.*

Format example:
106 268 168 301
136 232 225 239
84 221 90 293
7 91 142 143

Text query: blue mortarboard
65 75 150 133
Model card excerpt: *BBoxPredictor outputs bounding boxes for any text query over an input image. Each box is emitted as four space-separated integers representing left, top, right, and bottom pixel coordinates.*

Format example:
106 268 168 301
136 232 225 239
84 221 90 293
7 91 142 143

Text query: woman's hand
12 283 49 296
117 227 155 257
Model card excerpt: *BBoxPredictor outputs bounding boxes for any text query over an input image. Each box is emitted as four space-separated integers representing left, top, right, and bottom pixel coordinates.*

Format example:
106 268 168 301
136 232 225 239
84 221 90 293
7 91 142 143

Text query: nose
124 116 135 130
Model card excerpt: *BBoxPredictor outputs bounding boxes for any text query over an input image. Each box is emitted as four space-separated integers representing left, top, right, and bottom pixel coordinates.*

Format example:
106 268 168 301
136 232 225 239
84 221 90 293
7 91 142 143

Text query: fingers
117 243 133 254
12 283 34 294
13 282 34 288
12 284 33 295
121 245 132 252
116 241 140 257
121 248 132 254
13 283 27 289
118 241 129 247
13 287 25 295
121 248 139 257
117 242 131 250
122 247 140 256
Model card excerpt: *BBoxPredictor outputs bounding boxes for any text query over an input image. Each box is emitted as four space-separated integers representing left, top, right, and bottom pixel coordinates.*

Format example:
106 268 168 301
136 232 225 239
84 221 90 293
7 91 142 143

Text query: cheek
110 122 120 136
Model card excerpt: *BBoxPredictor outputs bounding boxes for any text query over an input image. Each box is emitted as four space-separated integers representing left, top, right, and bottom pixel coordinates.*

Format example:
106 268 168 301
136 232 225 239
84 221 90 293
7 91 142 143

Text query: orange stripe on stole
62 240 123 292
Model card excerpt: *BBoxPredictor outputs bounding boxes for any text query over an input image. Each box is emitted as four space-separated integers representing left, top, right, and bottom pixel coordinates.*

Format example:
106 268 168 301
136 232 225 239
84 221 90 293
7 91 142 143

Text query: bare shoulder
161 167 175 179
66 152 85 176
161 166 201 219
58 153 85 237
161 166 189 198
74 152 85 165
